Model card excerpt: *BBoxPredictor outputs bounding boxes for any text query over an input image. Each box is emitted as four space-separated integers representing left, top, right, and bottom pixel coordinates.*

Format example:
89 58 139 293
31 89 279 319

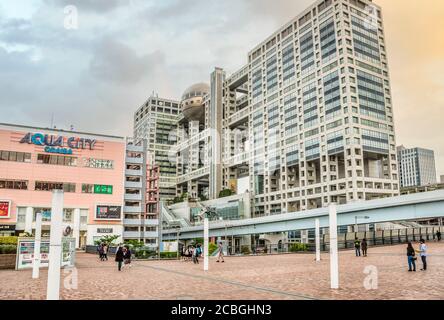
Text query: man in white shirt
418 239 428 271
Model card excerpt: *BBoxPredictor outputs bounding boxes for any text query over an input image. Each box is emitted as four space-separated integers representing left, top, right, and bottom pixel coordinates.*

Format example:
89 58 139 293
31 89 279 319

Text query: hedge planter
0 254 17 270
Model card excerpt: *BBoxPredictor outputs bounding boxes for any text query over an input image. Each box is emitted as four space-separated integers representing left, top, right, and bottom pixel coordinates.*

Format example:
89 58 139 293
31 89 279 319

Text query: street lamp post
176 227 180 260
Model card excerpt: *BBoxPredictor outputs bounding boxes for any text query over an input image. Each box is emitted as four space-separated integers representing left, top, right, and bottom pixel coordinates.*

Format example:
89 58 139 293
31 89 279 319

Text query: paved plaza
1 243 443 300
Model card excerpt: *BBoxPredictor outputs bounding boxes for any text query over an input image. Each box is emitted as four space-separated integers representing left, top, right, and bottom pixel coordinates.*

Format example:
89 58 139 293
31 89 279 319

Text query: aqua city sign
20 132 96 155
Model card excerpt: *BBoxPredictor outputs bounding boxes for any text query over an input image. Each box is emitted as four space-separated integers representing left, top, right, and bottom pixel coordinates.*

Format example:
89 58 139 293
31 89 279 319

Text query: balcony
123 231 159 239
125 181 142 189
125 169 142 176
123 219 159 226
126 144 144 153
124 193 142 201
123 206 142 213
123 231 141 239
126 156 144 165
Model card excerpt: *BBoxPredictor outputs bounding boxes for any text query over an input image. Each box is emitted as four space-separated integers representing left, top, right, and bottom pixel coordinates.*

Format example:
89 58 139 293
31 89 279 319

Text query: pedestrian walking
216 242 225 263
417 239 428 271
361 238 368 257
123 246 132 269
115 246 124 271
354 238 361 257
436 231 442 242
406 242 416 272
193 244 201 264
103 244 108 261
98 243 104 261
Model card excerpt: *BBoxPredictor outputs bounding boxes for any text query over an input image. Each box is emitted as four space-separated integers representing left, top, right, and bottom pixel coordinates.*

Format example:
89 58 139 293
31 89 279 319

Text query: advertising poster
95 205 122 220
0 201 11 218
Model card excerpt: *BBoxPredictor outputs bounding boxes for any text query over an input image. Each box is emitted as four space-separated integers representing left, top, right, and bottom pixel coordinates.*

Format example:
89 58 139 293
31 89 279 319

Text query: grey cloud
89 38 165 84
44 0 130 12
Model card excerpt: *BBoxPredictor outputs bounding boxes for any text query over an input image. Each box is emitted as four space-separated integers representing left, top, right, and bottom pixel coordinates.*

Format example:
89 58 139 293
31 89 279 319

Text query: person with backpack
354 238 361 257
406 242 416 272
436 231 442 242
193 244 201 264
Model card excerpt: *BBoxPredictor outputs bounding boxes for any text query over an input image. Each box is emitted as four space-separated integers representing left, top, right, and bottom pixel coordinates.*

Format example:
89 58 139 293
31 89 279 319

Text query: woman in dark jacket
361 239 368 257
115 246 124 271
407 242 416 272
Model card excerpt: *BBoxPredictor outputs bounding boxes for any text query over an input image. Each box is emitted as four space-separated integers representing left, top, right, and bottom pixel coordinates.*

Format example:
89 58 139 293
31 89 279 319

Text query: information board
16 237 76 270
161 241 178 253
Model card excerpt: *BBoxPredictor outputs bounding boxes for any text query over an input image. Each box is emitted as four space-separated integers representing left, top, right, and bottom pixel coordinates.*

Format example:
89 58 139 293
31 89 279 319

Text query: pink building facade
0 123 126 248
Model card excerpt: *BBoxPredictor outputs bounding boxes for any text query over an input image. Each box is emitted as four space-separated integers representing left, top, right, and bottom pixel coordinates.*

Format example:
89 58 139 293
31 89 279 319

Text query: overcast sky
0 0 443 176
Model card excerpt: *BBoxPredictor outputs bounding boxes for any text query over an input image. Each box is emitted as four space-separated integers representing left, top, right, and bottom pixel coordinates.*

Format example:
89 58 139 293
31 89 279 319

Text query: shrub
0 236 18 245
289 243 308 252
0 245 17 254
160 252 178 259
134 248 157 259
208 243 218 255
124 240 145 249
241 246 251 255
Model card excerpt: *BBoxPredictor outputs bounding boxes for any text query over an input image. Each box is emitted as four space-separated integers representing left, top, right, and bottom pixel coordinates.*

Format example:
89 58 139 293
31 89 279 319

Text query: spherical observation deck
181 83 210 122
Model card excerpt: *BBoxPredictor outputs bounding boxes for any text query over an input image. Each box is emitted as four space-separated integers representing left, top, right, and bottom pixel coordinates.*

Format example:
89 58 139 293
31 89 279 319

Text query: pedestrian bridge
162 190 444 240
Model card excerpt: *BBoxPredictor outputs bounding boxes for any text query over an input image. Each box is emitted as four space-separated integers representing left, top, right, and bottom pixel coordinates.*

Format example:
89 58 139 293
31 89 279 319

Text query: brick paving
1 242 443 300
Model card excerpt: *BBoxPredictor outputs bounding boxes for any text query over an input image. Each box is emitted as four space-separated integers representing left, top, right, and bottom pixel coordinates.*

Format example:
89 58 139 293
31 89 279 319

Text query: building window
35 181 76 193
0 150 31 163
0 179 28 190
82 184 94 194
37 154 77 167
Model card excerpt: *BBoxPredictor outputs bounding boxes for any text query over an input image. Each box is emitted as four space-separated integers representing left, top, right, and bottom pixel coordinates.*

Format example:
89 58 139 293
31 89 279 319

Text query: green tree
94 235 120 246
218 189 234 198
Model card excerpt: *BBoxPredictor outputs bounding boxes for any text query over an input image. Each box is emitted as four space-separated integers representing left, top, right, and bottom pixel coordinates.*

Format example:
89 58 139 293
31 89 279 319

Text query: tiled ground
1 242 443 300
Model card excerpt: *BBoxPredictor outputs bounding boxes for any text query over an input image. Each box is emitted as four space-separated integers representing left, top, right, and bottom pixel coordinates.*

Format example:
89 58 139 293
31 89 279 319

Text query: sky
0 0 443 176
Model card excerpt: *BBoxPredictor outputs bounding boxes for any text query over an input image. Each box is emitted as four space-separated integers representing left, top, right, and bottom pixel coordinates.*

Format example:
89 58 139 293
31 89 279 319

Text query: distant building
397 146 437 188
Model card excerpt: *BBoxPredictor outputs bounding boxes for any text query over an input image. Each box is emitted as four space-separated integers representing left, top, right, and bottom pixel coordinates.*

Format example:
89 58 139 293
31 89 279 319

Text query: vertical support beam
32 211 42 279
204 218 209 271
47 190 64 300
329 204 339 289
73 208 81 249
25 207 33 234
315 218 321 262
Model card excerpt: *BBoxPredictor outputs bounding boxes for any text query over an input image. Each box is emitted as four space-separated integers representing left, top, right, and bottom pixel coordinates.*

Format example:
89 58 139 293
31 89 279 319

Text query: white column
47 190 64 300
32 212 42 279
315 218 321 262
73 208 81 249
329 204 339 289
204 218 209 271
25 207 33 234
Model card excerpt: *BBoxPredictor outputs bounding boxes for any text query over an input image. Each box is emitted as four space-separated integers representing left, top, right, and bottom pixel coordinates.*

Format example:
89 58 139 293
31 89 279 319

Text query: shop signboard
97 228 113 234
94 185 113 195
95 205 121 220
0 225 15 231
0 200 11 219
16 237 76 270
